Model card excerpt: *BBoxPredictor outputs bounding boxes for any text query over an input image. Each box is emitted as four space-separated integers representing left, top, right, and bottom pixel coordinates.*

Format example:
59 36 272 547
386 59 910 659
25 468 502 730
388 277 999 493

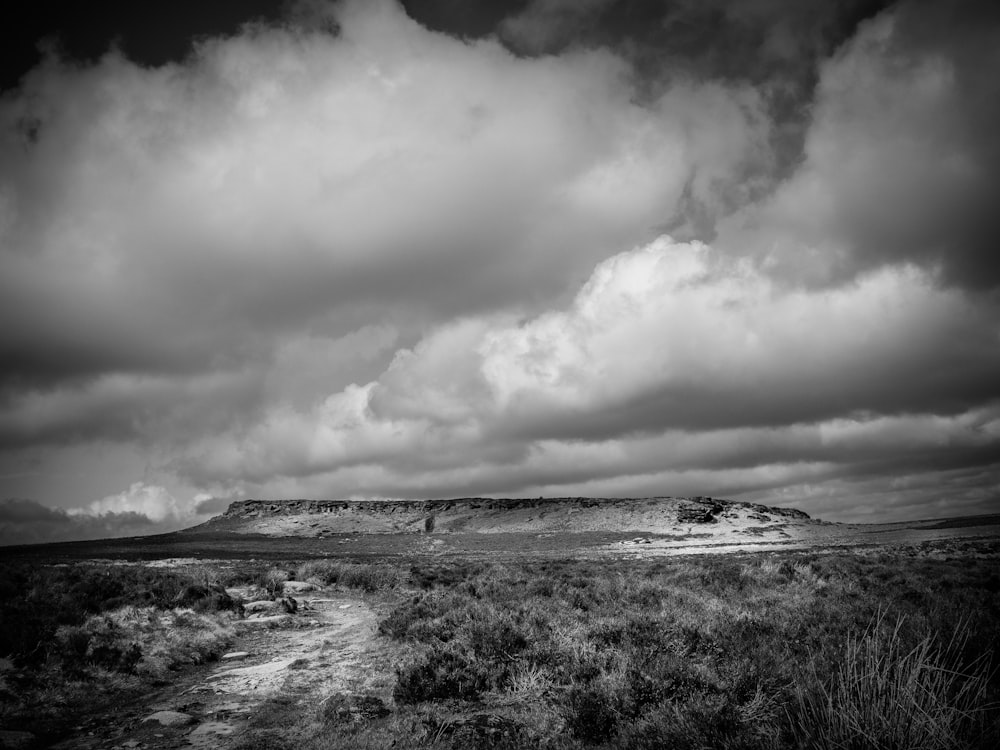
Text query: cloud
176 236 1000 514
71 481 186 522
2 1 999 526
192 492 238 516
722 1 1000 287
0 485 191 545
0 0 767 449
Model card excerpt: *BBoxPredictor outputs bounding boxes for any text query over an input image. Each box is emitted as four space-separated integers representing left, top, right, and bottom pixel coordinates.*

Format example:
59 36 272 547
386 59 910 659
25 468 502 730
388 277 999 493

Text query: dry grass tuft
795 612 998 750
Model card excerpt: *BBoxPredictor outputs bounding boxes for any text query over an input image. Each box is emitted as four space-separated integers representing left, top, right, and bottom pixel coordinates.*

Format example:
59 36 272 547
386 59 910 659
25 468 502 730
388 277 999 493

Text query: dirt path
49 589 391 750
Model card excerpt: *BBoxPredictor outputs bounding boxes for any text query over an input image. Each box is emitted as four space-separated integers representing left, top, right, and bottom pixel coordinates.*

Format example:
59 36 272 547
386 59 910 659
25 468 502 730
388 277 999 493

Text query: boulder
221 651 250 661
244 600 280 613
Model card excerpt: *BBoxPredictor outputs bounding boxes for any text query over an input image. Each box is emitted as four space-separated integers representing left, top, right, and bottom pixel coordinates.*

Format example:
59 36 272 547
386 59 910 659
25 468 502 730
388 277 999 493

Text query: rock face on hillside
197 496 810 537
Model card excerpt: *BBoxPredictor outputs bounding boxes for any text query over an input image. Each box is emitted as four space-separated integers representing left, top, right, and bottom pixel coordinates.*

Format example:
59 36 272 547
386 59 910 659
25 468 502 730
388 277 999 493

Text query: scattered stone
209 657 296 681
283 580 317 593
239 614 292 627
142 710 196 727
320 694 390 726
0 730 35 749
221 651 250 661
187 722 235 749
122 741 141 748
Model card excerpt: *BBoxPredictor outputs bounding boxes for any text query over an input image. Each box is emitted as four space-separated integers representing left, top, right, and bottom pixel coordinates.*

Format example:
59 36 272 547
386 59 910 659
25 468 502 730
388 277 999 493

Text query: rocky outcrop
190 495 810 537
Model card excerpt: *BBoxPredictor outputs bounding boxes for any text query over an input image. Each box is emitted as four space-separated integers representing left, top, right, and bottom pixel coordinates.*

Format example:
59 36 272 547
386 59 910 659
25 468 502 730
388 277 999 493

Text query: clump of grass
262 567 290 597
794 613 998 750
54 605 234 681
296 560 403 592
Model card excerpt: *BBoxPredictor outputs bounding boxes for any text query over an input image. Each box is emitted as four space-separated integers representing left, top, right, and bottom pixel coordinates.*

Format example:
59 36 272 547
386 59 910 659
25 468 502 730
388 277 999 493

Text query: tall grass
296 560 403 592
795 613 998 750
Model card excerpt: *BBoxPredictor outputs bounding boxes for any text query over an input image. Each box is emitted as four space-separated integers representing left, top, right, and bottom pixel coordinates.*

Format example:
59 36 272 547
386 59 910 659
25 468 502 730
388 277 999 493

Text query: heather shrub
377 553 1000 749
394 646 495 703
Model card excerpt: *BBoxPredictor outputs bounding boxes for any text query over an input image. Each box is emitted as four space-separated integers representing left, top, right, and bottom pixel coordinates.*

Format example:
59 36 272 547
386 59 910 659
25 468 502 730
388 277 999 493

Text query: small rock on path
143 710 196 727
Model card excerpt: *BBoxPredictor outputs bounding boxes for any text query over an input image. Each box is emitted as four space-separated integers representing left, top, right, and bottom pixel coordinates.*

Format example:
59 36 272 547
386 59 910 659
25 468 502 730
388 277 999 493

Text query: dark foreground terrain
1 534 999 749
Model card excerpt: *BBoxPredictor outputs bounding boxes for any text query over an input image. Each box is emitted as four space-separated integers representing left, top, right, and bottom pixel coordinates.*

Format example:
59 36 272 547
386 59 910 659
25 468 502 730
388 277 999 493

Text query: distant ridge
193 496 811 537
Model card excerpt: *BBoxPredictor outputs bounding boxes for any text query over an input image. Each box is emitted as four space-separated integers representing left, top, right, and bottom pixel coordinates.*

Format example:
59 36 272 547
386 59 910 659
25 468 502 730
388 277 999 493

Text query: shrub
565 683 622 743
394 647 494 704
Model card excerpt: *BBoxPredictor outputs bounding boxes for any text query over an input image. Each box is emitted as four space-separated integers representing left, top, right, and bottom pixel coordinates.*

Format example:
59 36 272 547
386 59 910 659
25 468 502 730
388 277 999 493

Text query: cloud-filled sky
2 0 999 544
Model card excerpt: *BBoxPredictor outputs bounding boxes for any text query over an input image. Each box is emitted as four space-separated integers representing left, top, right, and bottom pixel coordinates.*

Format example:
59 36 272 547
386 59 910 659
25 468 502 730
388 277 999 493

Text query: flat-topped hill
194 496 811 538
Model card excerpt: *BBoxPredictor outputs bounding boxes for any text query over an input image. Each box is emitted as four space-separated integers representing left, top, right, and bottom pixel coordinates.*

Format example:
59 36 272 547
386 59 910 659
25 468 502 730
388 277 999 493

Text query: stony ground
47 585 396 750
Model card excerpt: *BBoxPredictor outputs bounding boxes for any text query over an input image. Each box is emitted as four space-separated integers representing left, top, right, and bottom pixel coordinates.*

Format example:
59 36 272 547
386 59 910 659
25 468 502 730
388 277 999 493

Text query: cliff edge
192 496 811 538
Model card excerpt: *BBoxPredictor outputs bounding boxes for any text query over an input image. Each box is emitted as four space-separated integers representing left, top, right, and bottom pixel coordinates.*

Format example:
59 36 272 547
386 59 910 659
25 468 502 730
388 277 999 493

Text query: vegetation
0 562 239 737
312 553 999 749
2 550 998 749
296 559 405 592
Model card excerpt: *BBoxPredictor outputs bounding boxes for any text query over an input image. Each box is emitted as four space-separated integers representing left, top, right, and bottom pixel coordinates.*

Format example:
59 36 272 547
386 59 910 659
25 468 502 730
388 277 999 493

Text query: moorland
0 497 998 749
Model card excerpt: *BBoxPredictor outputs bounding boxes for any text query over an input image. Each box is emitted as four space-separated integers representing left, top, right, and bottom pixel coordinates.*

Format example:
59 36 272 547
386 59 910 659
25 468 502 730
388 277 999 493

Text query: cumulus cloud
2 0 999 528
177 236 1000 515
722 1 1000 286
0 0 768 455
71 481 187 522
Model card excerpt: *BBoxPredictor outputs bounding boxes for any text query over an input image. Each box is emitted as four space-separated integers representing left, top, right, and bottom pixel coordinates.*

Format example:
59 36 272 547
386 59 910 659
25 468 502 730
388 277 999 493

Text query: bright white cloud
71 481 185 522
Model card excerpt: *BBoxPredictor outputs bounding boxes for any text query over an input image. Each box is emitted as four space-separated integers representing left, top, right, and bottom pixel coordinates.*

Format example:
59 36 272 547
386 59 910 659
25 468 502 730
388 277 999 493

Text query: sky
1 0 999 544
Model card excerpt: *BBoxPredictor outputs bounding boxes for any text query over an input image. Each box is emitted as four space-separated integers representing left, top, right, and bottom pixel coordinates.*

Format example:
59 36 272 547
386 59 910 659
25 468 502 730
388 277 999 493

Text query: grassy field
1 547 998 749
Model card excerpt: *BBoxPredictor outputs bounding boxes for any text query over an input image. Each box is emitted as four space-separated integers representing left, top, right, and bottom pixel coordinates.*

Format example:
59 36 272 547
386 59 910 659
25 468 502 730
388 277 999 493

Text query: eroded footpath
49 586 394 750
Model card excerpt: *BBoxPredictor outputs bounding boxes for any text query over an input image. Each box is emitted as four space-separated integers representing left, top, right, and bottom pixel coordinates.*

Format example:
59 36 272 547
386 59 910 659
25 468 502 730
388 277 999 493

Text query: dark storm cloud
722 0 1000 289
0 1 292 92
499 1 1000 289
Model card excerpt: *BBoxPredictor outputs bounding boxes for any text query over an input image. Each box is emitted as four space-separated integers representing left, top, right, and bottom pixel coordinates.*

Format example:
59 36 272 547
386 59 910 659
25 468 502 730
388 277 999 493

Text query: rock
239 614 292 627
0 730 35 749
283 580 317 593
244 600 280 613
187 722 235 749
221 651 250 661
142 710 196 727
320 694 390 726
